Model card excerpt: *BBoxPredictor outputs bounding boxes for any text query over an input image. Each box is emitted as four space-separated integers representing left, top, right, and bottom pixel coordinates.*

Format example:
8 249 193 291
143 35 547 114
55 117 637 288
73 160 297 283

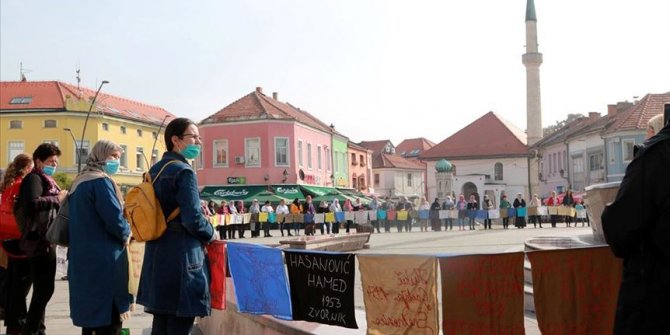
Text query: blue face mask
104 159 120 175
43 165 56 176
181 144 201 160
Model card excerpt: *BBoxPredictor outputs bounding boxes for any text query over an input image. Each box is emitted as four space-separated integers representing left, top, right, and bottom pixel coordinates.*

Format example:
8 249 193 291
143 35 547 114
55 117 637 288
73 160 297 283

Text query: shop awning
299 185 337 198
200 185 269 202
336 188 372 205
271 185 305 201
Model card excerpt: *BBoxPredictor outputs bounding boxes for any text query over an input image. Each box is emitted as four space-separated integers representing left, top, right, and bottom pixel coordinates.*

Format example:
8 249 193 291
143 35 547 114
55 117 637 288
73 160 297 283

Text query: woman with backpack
137 118 217 335
0 153 33 335
67 140 132 334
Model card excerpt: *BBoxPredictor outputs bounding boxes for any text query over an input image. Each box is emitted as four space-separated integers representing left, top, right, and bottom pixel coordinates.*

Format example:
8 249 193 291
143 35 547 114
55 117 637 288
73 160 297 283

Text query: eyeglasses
181 133 203 141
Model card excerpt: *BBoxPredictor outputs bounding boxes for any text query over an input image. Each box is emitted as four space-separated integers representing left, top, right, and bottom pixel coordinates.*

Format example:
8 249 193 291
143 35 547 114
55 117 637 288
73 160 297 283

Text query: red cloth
207 240 226 310
0 178 23 240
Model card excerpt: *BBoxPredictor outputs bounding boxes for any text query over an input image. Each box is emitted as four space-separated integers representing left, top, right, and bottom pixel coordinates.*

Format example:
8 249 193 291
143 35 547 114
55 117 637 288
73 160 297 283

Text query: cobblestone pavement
25 225 594 334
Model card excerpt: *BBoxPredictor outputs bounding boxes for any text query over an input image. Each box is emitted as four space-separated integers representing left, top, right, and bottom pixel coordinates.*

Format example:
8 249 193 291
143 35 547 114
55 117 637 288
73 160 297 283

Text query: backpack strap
151 160 182 222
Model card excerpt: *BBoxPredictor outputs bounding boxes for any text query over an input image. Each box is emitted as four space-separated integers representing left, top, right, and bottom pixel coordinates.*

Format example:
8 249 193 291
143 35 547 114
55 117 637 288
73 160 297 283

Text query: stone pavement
29 224 594 334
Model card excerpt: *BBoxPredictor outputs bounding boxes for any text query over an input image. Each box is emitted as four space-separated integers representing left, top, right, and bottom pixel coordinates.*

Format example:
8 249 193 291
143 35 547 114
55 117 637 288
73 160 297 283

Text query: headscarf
70 140 124 206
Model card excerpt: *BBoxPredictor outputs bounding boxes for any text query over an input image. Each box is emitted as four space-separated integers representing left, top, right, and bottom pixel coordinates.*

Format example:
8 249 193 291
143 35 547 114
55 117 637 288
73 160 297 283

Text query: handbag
46 195 70 246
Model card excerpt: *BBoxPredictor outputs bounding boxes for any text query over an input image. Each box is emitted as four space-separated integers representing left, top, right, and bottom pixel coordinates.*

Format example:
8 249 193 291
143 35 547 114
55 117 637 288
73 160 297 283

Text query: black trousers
4 256 31 332
81 303 122 335
150 313 194 335
23 248 56 335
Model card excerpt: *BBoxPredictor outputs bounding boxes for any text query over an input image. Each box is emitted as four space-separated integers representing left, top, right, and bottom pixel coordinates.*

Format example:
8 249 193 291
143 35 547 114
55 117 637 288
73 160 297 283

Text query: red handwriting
366 285 390 301
371 308 433 333
395 268 430 286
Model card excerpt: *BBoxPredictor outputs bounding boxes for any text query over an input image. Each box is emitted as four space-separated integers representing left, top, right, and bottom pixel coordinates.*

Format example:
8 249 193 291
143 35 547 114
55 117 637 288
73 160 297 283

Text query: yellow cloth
358 255 439 335
259 212 269 223
325 212 335 222
397 210 409 221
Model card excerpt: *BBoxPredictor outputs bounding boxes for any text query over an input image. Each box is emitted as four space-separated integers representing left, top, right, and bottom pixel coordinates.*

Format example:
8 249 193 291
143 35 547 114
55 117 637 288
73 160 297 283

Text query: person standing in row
368 195 380 233
276 199 290 237
234 200 247 238
14 143 67 335
482 195 494 230
317 200 330 235
418 198 430 232
343 199 354 233
430 198 441 231
546 191 559 228
442 196 455 230
456 194 467 231
499 195 511 229
513 193 527 228
68 140 131 334
289 198 302 236
249 199 260 238
216 200 232 239
466 195 478 230
137 118 217 335
529 194 543 228
562 189 575 227
303 195 316 236
0 153 33 335
260 201 274 237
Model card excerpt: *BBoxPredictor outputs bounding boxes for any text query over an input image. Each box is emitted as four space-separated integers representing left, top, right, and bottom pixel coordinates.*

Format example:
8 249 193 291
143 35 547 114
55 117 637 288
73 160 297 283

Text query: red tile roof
603 93 670 134
396 137 435 157
372 153 425 170
358 140 393 154
420 111 528 160
0 81 174 125
201 88 341 135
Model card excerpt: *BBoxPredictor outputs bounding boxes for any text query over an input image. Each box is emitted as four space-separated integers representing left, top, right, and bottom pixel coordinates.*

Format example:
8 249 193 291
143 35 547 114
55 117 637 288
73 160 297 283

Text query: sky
1 0 669 145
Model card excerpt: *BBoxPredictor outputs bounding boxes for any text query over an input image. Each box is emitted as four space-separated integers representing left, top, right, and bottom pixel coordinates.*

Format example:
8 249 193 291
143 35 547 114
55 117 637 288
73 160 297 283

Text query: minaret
523 0 543 146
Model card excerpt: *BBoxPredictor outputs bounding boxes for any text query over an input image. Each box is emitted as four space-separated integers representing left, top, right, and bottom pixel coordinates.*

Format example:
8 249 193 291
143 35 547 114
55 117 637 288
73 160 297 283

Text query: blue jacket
137 152 215 317
68 177 131 327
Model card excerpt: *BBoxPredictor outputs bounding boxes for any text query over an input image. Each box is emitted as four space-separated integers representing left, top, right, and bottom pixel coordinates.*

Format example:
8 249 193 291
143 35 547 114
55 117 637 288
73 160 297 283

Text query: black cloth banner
284 250 358 329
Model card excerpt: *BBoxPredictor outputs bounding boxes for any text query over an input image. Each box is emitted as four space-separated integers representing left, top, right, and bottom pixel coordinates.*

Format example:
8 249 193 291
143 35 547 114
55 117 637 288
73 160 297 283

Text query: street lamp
78 80 109 173
63 128 79 171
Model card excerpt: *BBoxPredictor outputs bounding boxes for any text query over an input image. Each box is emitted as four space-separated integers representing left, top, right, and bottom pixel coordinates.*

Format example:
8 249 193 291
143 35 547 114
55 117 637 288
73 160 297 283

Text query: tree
543 113 584 136
53 172 73 190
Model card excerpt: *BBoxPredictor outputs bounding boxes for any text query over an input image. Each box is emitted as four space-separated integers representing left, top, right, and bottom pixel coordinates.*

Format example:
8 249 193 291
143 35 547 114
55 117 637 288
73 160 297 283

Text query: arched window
494 162 503 181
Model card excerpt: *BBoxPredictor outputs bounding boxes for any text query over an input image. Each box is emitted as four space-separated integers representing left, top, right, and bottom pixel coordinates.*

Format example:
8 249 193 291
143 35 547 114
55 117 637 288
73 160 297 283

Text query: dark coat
15 168 61 257
602 125 670 334
137 152 215 317
68 178 131 327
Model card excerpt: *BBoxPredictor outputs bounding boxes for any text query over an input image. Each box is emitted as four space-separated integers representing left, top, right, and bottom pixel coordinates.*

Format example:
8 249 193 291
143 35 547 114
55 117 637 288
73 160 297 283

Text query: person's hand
58 190 69 203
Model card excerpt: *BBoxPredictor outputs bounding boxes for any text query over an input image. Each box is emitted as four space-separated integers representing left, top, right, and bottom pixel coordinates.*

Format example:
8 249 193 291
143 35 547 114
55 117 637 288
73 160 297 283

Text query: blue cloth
516 207 527 217
68 178 131 328
335 211 345 222
476 210 488 220
268 212 276 223
418 210 430 220
304 213 314 223
377 209 387 220
137 152 216 317
507 208 516 217
467 210 478 219
227 242 292 320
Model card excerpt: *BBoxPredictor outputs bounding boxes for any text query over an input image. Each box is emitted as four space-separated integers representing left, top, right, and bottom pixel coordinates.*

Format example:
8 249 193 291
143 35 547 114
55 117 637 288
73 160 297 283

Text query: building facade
1 81 174 191
347 142 372 193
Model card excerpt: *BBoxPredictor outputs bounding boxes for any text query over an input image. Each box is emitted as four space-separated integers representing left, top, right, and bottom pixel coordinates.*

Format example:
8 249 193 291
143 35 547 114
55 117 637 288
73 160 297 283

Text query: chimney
256 87 263 94
589 112 601 119
607 104 617 116
272 92 278 100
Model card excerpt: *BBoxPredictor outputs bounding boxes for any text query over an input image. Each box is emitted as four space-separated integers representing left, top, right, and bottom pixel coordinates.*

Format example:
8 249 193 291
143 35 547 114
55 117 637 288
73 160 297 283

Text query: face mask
43 165 56 176
181 144 201 160
104 159 120 175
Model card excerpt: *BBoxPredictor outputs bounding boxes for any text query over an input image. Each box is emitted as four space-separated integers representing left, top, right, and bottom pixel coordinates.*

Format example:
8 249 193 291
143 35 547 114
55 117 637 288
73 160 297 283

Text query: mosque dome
435 159 453 172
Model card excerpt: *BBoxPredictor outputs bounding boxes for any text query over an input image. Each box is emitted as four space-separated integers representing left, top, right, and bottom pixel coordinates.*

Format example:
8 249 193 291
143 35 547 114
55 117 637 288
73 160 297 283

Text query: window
120 145 128 168
339 152 346 172
374 173 380 186
213 140 229 167
494 162 503 180
407 174 413 187
120 126 127 134
307 143 312 169
75 140 90 165
572 156 584 173
352 177 358 189
245 138 260 167
334 151 339 172
558 152 562 172
351 153 357 165
608 141 616 164
9 97 32 104
275 137 289 167
622 139 635 163
137 129 143 137
151 149 159 166
136 147 145 170
44 119 57 128
196 150 203 170
317 146 322 170
297 140 303 167
102 123 109 131
589 152 603 171
325 148 331 171
360 154 365 166
8 141 24 162
9 120 22 129
43 140 59 147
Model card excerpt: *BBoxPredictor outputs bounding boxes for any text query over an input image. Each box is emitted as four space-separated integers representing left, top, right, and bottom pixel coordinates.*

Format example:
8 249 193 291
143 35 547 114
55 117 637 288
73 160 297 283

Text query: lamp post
63 128 79 172
78 80 109 173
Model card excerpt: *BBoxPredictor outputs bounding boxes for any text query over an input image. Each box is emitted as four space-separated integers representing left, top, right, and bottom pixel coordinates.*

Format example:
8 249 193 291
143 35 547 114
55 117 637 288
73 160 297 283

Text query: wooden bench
278 232 371 252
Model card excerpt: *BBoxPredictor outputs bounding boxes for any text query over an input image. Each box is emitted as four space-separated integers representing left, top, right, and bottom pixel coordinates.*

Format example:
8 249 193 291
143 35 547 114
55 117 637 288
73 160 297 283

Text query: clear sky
1 0 668 145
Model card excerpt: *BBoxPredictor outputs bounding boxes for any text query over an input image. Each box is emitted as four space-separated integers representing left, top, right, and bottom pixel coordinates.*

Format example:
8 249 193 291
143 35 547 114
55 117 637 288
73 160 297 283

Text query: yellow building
0 80 175 191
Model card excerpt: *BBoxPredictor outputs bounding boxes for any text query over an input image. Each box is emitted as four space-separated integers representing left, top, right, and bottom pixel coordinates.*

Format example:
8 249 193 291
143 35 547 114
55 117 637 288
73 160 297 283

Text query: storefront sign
275 186 301 195
227 176 247 184
214 189 249 197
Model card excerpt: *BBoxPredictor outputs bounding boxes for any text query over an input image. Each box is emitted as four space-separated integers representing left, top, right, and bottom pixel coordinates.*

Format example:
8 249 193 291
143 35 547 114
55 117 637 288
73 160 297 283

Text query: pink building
196 87 334 187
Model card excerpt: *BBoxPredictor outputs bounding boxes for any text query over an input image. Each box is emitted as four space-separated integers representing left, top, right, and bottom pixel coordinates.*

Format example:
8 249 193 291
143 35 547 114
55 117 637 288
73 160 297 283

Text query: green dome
435 159 453 172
